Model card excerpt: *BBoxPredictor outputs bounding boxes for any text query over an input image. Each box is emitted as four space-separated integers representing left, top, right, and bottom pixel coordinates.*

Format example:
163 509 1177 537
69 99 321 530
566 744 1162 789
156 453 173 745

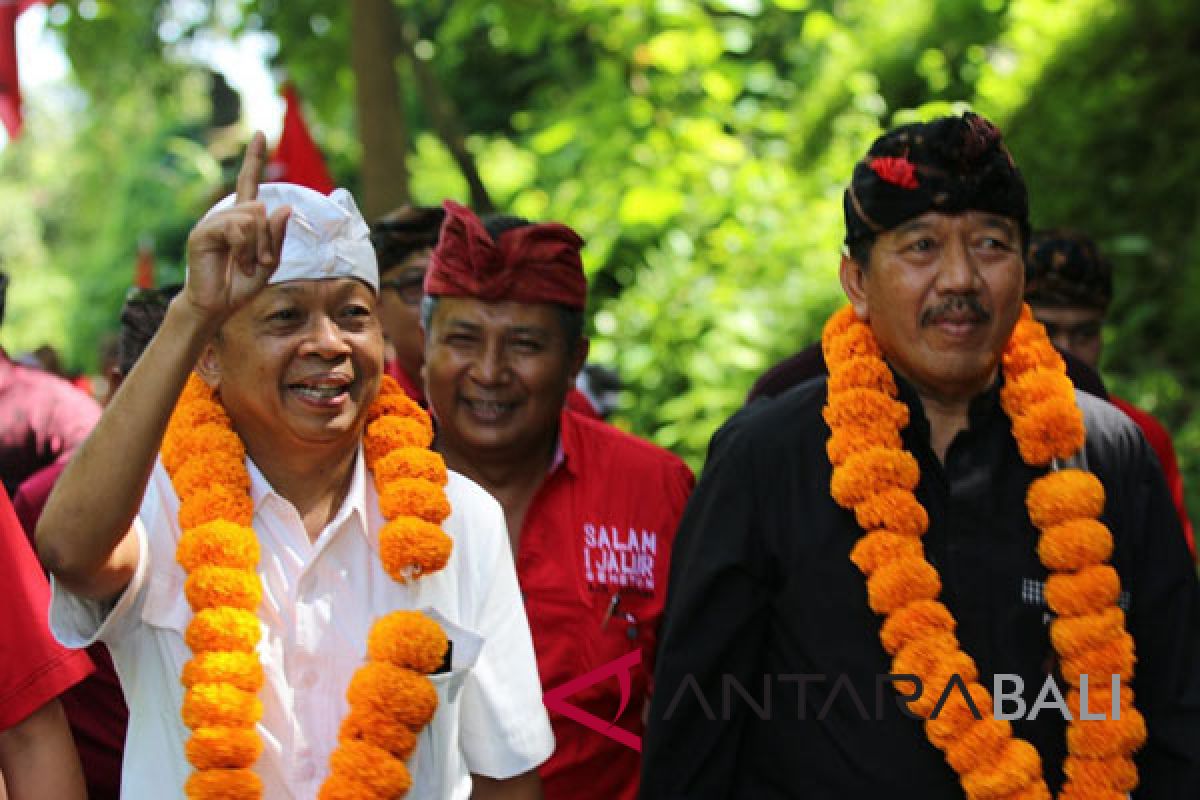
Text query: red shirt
0 351 101 495
384 358 426 406
517 410 694 800
13 462 128 799
1111 395 1195 558
0 488 93 731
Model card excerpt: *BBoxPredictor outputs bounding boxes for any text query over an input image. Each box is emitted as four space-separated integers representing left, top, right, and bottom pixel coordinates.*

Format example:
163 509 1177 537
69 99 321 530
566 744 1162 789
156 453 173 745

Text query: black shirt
641 373 1200 799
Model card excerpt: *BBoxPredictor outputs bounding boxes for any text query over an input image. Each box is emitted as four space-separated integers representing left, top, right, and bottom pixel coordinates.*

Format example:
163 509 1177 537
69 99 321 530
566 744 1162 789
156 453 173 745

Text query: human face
840 210 1025 404
1030 305 1104 370
378 249 431 384
203 278 384 460
424 297 586 465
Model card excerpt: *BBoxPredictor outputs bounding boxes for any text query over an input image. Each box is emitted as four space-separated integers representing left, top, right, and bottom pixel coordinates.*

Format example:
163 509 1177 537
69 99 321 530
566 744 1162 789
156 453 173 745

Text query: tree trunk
398 22 494 213
349 0 410 219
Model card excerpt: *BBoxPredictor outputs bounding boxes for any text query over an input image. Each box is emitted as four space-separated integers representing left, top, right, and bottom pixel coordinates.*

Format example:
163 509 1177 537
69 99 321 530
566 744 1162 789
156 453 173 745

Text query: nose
303 314 352 359
934 236 980 294
469 339 509 386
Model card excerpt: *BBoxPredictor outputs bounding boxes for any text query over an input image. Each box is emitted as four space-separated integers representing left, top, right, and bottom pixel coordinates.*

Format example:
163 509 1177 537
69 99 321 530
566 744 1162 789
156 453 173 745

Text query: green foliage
5 0 1200 522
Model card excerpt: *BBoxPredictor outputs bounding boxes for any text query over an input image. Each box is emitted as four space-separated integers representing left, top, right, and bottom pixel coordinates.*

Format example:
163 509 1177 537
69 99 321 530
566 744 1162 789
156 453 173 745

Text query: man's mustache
921 296 992 326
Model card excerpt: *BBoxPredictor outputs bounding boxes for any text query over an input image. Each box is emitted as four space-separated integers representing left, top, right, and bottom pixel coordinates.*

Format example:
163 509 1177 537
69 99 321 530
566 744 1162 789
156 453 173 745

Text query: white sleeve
455 485 555 779
49 462 170 649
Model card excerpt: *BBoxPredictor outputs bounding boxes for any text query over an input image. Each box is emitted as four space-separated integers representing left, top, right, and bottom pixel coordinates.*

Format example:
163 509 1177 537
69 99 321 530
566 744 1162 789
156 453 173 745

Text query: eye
978 236 1012 251
510 337 545 354
266 307 300 323
905 236 938 254
341 303 372 318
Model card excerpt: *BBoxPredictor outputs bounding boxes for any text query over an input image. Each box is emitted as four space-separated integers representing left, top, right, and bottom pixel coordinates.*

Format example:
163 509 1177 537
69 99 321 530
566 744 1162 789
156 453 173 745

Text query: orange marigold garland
162 373 453 798
821 304 1146 798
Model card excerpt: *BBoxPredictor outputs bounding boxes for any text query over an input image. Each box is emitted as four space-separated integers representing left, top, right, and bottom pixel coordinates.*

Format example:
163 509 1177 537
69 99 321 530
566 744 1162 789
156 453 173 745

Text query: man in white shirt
37 134 553 799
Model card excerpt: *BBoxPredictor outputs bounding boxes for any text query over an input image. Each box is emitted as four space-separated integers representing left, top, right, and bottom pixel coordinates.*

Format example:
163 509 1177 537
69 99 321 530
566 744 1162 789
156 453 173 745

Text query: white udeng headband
203 183 379 291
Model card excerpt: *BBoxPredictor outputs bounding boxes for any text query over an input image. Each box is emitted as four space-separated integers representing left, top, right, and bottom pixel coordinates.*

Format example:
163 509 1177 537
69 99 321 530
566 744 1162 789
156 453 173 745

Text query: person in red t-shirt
0 487 91 800
1025 228 1195 557
421 201 695 800
369 205 446 405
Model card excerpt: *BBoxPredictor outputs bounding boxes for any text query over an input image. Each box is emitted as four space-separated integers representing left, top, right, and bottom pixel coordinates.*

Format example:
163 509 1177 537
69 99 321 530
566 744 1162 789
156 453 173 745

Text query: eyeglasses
380 275 425 306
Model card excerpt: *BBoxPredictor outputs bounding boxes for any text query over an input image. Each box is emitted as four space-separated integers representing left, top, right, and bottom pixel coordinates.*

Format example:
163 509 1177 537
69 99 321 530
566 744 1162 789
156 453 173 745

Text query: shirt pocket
409 610 484 798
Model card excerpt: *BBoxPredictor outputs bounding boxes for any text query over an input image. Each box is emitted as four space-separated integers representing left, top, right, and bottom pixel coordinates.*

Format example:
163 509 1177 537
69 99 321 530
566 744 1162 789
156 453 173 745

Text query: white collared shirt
51 450 554 799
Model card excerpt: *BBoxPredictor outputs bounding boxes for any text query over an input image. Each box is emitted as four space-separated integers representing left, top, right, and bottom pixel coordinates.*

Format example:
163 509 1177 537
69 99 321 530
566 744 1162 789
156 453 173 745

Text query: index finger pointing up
235 131 268 203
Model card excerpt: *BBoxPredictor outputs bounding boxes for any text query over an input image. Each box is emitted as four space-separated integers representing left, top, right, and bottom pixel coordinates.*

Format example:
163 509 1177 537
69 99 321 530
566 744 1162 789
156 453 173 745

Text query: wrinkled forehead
204 183 379 292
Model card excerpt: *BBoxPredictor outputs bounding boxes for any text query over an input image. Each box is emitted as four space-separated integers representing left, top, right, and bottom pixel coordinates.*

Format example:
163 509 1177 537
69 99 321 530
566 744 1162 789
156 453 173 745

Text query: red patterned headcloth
424 200 587 309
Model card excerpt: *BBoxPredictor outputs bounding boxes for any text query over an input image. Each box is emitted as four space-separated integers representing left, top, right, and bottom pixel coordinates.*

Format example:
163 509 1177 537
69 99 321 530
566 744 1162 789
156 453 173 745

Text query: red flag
0 0 48 140
134 237 155 289
267 83 335 194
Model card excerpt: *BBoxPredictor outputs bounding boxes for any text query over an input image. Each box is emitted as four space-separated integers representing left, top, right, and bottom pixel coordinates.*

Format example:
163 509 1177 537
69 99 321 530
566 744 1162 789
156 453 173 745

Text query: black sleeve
1124 432 1200 798
640 418 774 800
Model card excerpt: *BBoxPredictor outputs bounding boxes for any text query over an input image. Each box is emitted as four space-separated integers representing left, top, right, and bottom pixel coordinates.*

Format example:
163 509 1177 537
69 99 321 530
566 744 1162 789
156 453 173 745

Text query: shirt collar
890 364 1004 442
551 408 583 478
246 447 371 541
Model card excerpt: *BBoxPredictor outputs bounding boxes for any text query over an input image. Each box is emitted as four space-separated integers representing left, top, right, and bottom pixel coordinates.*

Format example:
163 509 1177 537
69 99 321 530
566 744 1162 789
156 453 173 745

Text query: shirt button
296 760 316 782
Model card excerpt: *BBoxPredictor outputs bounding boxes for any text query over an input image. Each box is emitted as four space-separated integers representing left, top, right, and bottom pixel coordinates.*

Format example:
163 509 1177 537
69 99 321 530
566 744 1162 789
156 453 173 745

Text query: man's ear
839 254 870 321
195 344 221 389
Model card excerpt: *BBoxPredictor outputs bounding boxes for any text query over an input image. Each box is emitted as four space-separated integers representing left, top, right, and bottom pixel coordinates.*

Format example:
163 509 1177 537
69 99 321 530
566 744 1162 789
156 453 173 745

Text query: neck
437 431 557 547
898 368 998 463
245 439 360 541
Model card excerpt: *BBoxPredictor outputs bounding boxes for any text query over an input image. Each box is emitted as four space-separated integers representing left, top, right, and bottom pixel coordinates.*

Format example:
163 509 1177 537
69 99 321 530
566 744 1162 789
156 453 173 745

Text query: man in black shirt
641 113 1200 798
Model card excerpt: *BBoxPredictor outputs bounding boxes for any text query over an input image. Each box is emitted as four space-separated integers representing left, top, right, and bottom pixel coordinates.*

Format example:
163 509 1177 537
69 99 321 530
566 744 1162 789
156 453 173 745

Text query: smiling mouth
462 397 518 421
287 377 353 404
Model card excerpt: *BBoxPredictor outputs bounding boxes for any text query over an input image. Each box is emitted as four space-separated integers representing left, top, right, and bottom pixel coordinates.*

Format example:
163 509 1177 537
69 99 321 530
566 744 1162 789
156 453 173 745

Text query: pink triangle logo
543 649 643 752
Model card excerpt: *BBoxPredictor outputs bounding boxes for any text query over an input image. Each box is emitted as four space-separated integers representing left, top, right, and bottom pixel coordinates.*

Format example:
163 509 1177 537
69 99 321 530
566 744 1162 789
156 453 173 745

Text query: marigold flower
880 599 956 656
1058 788 1125 800
824 324 883 365
827 356 897 396
1026 470 1105 530
179 483 255 529
177 522 260 572
182 684 263 729
960 738 1042 798
339 707 418 760
926 681 992 749
1002 336 1065 376
1062 754 1138 792
830 448 919 508
316 776 388 800
182 652 264 693
1061 632 1135 686
365 416 433 465
823 388 909 431
372 447 448 491
1000 368 1076 418
1050 607 1126 659
379 478 452 524
367 611 449 674
184 767 262 799
854 488 929 538
1065 707 1147 758
185 608 261 654
827 424 904 467
821 305 860 342
1010 396 1086 465
865 556 941 614
1037 519 1113 571
185 566 263 612
891 631 960 679
329 740 412 798
173 452 251 497
849 530 924 576
379 518 454 582
944 716 1013 775
164 422 246 475
186 727 263 770
1045 565 1120 617
907 651 978 719
1065 686 1127 721
345 663 439 729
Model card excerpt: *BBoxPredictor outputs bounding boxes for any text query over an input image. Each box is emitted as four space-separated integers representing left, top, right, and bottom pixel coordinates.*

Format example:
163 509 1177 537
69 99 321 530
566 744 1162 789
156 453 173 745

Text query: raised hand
182 132 292 326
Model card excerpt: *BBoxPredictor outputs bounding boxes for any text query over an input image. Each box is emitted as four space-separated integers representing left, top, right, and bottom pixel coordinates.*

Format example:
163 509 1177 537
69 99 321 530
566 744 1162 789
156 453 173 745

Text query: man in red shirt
421 201 694 800
0 488 91 799
1025 228 1194 557
369 205 446 405
0 273 101 495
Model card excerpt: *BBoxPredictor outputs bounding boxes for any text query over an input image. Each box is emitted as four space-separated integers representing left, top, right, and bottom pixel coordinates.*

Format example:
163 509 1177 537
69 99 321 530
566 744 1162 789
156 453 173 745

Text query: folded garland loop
821 303 1145 799
163 373 454 799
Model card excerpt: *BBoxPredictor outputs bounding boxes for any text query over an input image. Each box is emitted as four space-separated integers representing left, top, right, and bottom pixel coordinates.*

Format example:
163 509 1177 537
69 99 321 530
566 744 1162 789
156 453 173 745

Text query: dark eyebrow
892 218 936 236
509 325 553 338
978 214 1018 234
